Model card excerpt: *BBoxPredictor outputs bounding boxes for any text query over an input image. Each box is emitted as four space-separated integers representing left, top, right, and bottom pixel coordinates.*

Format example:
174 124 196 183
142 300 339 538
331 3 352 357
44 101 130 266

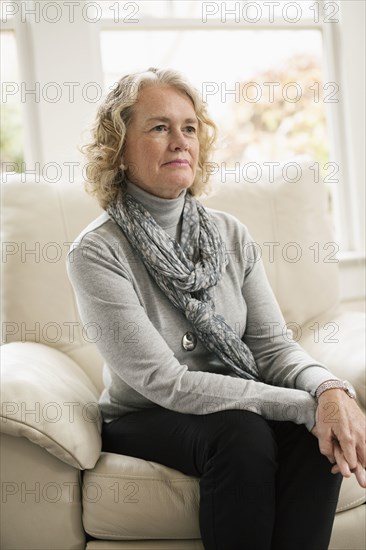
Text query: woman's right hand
311 389 366 488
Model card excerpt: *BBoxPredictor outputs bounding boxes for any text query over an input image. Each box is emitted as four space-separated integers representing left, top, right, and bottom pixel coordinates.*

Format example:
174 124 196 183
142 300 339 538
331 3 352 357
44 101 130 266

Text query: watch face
344 381 356 398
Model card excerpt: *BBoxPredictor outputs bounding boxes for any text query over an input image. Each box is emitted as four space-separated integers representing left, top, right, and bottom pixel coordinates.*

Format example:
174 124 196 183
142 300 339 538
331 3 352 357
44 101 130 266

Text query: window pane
0 31 24 172
101 29 329 179
100 1 205 19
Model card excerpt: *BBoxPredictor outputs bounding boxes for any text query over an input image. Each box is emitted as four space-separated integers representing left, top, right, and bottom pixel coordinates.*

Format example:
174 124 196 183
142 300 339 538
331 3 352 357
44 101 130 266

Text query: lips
163 159 190 166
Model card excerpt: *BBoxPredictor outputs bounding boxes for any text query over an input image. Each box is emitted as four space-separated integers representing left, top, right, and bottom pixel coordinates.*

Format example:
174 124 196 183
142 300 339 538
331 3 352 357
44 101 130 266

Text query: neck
125 180 186 238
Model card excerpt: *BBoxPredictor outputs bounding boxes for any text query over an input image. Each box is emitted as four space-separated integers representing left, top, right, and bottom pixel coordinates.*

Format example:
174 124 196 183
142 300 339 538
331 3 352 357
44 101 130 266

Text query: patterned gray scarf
107 188 261 381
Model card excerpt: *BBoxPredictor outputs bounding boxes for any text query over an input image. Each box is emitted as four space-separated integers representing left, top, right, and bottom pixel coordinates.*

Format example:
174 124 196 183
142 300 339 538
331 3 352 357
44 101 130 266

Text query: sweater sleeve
67 231 320 431
239 225 339 394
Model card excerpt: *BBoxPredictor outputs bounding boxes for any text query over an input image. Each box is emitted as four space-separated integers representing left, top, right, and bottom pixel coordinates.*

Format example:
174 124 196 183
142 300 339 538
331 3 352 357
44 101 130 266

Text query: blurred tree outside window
217 54 329 165
0 31 25 172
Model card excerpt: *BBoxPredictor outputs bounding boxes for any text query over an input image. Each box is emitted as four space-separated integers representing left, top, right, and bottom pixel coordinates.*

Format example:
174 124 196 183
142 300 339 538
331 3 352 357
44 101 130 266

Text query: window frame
1 8 42 168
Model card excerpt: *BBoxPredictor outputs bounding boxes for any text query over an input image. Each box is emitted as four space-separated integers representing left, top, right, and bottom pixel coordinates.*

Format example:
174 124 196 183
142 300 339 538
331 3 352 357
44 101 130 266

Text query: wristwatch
315 379 357 400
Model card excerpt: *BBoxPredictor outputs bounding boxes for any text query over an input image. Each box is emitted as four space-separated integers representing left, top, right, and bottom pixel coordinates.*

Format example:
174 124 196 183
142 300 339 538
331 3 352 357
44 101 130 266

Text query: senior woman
67 68 365 550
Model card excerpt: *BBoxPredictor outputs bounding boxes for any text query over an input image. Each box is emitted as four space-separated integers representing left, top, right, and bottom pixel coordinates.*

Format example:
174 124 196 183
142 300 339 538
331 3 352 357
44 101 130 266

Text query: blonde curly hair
82 68 217 209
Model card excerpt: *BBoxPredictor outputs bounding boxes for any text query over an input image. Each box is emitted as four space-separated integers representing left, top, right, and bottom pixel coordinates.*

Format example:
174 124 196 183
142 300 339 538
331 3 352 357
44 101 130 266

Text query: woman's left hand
311 389 366 488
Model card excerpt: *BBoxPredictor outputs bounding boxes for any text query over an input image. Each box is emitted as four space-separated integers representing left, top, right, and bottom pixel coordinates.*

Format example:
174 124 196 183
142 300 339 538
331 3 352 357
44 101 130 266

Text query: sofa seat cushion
86 541 204 549
82 452 200 540
87 541 204 549
83 448 365 540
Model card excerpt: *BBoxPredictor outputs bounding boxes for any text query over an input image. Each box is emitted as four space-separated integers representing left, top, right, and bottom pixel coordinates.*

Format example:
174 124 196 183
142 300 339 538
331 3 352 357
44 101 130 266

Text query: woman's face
122 85 199 199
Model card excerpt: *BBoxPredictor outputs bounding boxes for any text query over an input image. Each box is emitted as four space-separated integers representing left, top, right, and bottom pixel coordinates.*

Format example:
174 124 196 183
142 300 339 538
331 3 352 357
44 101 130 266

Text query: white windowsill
338 251 366 264
338 252 365 303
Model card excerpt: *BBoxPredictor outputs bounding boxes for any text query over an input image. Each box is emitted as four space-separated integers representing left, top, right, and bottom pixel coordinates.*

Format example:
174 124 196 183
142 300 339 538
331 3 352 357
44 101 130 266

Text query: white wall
338 0 365 253
336 0 365 304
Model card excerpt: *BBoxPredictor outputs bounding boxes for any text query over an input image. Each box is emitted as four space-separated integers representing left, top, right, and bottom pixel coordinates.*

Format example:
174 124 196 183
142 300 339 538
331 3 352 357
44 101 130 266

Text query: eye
152 124 168 132
185 126 197 134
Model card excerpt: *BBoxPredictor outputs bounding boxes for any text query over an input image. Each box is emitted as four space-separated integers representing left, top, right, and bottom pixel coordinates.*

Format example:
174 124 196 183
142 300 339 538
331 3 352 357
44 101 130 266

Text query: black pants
102 408 342 550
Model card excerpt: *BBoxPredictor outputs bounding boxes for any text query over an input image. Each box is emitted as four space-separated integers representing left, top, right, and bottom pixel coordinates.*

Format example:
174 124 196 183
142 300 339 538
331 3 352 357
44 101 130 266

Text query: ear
123 162 138 179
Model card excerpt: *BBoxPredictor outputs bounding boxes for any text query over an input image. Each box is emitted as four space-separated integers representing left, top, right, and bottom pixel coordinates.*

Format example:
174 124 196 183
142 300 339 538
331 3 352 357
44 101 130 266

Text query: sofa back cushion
1 179 104 392
202 159 340 327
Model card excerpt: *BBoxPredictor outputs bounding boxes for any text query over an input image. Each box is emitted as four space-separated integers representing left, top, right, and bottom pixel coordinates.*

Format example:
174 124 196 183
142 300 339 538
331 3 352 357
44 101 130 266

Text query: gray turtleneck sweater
67 181 337 431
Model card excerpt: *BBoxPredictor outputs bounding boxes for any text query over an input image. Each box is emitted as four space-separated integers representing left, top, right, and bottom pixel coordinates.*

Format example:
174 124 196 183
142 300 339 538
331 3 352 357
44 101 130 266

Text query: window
0 29 25 172
101 27 328 168
100 1 336 217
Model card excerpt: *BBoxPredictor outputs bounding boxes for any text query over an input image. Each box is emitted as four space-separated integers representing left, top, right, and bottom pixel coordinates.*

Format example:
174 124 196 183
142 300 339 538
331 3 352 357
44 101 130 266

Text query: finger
341 436 358 472
334 442 352 477
331 464 341 474
353 463 366 489
326 454 336 465
318 437 336 464
356 439 366 469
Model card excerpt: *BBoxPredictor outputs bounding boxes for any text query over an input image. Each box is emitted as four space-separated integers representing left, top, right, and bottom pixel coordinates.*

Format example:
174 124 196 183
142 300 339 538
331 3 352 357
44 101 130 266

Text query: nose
169 129 189 151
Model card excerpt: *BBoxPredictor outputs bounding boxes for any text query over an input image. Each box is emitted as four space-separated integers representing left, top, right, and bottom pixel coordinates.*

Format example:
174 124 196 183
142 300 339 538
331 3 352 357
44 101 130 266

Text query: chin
163 176 190 188
177 182 194 196
174 175 195 188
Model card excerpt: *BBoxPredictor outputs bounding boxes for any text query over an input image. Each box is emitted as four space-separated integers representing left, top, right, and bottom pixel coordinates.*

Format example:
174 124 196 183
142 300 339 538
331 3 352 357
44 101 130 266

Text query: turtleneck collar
125 179 186 231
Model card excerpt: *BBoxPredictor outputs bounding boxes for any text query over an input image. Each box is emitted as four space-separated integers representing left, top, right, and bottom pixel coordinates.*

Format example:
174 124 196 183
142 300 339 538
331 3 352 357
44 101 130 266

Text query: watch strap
315 379 355 400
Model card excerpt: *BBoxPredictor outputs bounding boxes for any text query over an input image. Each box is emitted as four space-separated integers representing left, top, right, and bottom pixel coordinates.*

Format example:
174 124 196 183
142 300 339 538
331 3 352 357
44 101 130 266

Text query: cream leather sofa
1 162 365 550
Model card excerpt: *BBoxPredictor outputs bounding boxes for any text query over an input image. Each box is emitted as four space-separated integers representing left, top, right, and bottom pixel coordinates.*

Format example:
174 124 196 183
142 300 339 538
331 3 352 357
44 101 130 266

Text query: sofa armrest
0 433 86 550
299 309 366 410
0 342 102 469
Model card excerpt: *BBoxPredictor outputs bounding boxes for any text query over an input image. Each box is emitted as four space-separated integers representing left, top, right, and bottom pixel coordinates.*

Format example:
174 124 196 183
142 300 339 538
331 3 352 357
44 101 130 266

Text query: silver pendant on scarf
182 331 197 351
